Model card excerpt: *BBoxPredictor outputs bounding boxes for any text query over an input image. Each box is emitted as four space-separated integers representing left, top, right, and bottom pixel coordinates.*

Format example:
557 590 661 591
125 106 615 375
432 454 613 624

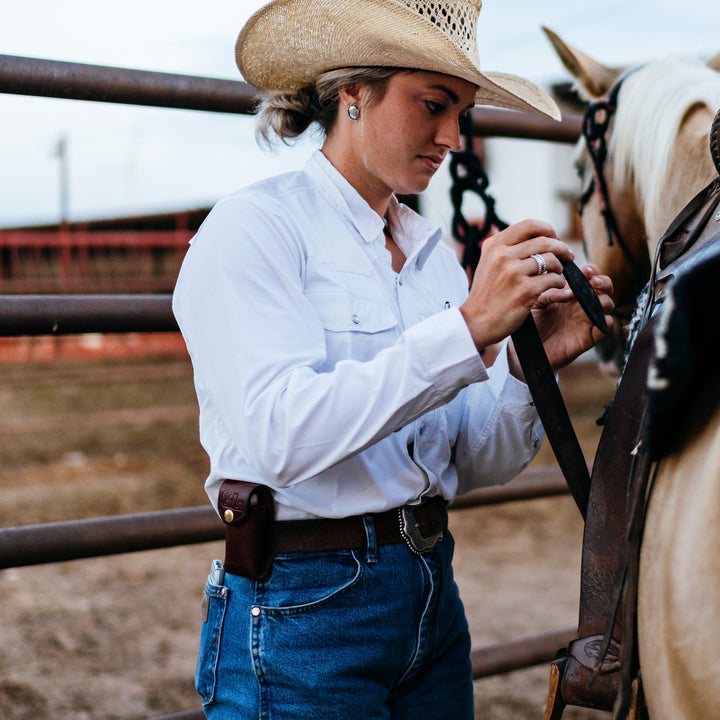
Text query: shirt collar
305 150 442 269
386 197 443 271
305 150 384 243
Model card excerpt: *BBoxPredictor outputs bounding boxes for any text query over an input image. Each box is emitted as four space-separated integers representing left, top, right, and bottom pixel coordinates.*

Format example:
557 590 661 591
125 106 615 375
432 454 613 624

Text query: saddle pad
643 236 720 459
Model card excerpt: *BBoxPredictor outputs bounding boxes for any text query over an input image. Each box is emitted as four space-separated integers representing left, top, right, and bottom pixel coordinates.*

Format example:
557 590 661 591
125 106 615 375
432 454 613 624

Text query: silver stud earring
347 104 360 121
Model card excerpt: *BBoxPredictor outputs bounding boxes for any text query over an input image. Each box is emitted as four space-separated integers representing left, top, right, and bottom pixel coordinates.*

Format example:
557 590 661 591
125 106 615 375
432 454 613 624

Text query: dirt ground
0 350 617 720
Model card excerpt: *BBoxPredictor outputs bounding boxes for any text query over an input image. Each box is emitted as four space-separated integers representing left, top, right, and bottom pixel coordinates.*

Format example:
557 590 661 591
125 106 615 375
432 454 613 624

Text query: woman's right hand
459 219 574 351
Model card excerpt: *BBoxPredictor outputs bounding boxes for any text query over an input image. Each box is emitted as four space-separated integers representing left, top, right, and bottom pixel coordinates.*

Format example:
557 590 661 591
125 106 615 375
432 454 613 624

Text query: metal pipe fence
0 294 175 334
0 53 582 140
0 465 571 569
0 53 584 720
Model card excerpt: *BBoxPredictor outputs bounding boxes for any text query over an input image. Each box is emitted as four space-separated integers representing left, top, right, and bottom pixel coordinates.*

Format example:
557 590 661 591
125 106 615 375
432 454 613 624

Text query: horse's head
544 28 720 368
543 28 650 367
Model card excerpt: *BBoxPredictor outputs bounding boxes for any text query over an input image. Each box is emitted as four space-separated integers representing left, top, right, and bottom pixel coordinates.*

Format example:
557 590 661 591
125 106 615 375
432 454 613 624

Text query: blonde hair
254 67 404 145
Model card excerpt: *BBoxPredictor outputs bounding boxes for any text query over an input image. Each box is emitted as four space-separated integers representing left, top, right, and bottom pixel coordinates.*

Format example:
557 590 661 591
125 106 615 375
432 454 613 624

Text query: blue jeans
196 519 474 719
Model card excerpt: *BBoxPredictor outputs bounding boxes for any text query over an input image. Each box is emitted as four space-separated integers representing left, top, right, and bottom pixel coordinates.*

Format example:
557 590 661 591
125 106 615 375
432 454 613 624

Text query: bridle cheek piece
580 69 647 295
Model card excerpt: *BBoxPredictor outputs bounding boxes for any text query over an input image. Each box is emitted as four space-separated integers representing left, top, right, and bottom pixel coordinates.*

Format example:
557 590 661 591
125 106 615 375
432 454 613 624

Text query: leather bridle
579 69 648 295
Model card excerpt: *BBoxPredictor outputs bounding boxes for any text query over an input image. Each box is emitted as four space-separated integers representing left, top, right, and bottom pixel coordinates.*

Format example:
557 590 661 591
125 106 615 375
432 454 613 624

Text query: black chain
449 115 508 275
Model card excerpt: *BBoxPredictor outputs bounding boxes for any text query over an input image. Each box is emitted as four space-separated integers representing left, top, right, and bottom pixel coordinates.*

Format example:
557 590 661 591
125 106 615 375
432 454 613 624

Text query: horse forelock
610 58 720 235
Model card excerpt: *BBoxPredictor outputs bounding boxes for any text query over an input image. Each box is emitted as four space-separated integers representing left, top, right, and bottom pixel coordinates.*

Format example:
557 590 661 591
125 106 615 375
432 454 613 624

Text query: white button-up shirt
173 150 542 520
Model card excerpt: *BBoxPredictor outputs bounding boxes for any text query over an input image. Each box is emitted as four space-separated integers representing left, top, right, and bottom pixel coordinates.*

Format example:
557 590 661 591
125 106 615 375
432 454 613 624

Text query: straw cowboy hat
236 0 560 120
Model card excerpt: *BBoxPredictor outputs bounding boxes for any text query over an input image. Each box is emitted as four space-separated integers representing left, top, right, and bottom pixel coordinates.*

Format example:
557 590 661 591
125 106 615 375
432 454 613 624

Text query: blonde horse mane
610 57 720 235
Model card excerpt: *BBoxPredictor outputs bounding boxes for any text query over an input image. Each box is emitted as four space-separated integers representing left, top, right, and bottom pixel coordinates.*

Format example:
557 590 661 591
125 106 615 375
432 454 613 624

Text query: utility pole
54 134 69 224
54 135 71 291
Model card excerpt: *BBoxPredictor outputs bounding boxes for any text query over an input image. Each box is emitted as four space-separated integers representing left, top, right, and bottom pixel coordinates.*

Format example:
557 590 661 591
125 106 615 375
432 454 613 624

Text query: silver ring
530 253 547 276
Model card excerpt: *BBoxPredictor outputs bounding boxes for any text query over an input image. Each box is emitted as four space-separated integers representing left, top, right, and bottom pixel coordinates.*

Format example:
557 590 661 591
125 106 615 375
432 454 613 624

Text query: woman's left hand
531 263 615 370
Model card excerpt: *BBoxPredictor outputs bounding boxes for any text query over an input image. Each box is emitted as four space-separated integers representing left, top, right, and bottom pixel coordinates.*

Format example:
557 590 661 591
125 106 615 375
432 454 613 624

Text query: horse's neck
645 106 718 259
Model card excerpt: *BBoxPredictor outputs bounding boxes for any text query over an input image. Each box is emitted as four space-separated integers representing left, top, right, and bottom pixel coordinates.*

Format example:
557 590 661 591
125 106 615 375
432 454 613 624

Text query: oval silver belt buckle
398 505 444 555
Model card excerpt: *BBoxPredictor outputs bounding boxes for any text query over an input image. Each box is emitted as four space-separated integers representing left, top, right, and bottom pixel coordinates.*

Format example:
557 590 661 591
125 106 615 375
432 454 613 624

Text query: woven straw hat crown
236 0 560 120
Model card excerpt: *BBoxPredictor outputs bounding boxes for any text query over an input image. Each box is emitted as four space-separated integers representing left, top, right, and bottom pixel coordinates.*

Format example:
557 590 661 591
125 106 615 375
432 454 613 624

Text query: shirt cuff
487 341 538 418
404 307 488 396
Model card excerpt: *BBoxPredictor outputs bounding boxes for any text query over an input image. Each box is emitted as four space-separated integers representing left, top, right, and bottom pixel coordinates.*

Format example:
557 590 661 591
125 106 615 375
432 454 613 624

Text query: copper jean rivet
251 606 261 617
223 509 235 523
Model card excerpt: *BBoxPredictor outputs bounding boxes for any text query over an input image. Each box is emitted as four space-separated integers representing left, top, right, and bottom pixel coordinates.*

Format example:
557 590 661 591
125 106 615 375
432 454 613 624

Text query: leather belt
220 481 448 580
273 496 447 555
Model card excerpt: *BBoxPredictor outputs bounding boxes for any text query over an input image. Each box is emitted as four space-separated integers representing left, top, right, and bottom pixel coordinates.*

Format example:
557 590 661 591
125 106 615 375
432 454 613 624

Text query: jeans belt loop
398 500 446 555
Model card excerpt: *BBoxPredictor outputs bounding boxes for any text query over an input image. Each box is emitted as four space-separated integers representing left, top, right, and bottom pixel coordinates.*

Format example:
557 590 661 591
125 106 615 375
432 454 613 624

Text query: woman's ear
338 84 362 112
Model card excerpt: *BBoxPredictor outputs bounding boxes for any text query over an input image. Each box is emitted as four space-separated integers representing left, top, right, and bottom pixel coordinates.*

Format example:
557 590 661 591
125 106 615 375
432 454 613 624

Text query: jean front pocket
195 575 229 706
259 550 364 615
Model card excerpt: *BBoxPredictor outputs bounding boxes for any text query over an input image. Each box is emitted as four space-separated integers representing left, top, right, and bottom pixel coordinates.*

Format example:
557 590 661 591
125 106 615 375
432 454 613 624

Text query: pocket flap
308 292 398 333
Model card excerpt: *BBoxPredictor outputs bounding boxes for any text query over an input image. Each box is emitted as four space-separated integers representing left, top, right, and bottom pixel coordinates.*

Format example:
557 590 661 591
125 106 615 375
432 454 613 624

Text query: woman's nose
437 116 462 151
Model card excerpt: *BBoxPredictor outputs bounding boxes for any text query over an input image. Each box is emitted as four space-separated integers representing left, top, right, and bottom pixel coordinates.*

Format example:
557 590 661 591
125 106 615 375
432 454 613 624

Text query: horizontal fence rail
0 506 221 568
0 54 257 114
470 628 574 679
0 465 570 569
0 54 582 142
0 294 176 334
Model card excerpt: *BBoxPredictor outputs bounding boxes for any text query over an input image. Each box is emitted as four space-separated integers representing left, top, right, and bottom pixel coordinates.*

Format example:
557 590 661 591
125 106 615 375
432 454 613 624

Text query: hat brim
236 0 560 120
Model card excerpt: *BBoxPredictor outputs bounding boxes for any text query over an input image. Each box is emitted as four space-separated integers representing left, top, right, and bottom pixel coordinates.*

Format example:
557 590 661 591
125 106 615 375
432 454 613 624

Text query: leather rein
449 116 609 519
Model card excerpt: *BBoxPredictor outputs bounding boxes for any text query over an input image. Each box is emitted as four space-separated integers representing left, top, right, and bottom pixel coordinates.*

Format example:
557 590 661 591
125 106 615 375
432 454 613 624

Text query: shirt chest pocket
306 291 400 369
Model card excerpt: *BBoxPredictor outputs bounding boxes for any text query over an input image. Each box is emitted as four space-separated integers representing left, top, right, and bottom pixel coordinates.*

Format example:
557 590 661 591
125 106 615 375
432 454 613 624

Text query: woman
172 1 614 718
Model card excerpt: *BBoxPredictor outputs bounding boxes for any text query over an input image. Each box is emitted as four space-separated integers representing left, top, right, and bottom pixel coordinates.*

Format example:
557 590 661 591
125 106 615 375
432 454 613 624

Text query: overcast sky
1 0 718 226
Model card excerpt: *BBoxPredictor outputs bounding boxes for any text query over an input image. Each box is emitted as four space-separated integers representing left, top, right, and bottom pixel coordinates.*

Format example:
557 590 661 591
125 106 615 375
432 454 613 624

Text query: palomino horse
543 30 720 720
550 32 720 368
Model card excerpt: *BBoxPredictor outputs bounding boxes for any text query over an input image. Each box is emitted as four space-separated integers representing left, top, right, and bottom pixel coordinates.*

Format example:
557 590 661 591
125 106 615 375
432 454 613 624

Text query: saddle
544 109 720 720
